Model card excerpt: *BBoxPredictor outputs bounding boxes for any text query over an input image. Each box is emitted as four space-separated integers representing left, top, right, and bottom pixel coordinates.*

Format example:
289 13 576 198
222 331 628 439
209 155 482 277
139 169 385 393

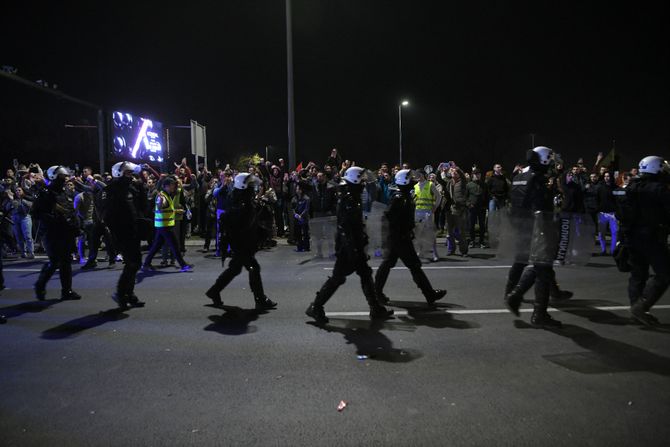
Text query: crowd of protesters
0 148 631 270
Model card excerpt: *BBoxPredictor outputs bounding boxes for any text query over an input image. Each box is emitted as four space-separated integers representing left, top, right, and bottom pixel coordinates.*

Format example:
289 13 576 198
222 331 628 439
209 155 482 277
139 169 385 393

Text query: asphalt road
1 241 670 446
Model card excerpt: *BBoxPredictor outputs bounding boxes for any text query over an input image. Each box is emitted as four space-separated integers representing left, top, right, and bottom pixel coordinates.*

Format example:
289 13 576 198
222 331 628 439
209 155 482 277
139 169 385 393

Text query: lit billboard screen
111 111 164 163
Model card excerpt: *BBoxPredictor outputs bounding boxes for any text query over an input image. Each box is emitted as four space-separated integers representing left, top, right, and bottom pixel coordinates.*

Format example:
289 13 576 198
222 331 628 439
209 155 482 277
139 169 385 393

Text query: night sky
2 1 668 172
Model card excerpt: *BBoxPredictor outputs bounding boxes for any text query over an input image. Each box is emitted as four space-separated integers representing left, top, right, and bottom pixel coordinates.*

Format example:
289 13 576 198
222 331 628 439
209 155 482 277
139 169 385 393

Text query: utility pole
286 0 296 170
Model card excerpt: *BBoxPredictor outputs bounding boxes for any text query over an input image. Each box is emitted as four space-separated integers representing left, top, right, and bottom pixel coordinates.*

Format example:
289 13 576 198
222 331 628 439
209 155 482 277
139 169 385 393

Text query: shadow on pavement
388 300 465 310
308 318 423 363
0 299 60 320
552 300 633 326
135 269 184 285
204 305 269 335
537 323 670 376
466 253 496 260
398 308 481 330
585 261 616 268
41 308 129 340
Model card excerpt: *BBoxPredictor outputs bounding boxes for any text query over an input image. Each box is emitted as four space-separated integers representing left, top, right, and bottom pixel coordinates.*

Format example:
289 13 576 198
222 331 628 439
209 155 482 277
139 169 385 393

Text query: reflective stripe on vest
414 182 434 211
155 191 175 227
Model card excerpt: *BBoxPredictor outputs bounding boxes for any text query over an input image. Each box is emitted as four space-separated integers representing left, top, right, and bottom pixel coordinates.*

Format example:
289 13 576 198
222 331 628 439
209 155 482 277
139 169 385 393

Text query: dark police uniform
306 183 393 323
504 166 561 327
32 179 80 300
618 175 670 325
103 176 146 308
206 188 277 309
375 186 446 304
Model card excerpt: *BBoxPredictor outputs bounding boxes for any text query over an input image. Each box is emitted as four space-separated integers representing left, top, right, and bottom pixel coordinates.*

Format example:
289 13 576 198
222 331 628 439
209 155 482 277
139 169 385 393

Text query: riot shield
310 216 337 258
364 201 387 258
491 209 595 266
413 210 436 259
488 208 534 263
549 212 595 266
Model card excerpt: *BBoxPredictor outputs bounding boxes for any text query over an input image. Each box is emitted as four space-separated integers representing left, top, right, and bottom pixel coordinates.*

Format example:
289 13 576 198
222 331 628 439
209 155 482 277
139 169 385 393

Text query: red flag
296 162 303 173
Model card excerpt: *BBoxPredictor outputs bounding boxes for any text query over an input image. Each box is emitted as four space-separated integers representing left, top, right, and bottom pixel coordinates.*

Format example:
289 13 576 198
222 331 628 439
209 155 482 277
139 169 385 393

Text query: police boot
530 306 562 329
127 293 146 308
306 302 329 324
377 293 391 304
34 286 47 301
255 295 277 310
369 304 394 320
60 290 82 301
112 292 130 310
505 269 536 315
205 286 224 307
0 314 7 324
550 281 573 302
81 260 97 271
34 266 53 300
426 289 447 305
409 265 446 305
504 288 523 317
504 280 515 299
362 275 394 319
630 298 659 327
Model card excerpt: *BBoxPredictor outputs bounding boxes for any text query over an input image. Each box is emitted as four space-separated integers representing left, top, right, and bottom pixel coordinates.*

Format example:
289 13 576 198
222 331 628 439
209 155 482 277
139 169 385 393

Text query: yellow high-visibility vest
154 191 175 228
414 181 434 211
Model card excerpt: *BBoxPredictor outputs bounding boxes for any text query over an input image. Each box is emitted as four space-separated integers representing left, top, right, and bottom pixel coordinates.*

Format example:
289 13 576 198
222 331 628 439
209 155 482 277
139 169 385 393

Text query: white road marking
325 304 670 317
3 268 43 272
324 265 513 270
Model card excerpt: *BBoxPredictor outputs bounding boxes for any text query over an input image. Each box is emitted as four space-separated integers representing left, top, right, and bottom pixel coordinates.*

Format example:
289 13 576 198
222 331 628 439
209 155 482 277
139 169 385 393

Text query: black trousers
375 238 434 300
144 227 186 267
87 221 115 263
35 233 74 292
314 251 379 308
0 244 4 287
628 233 670 307
506 261 552 311
294 221 310 250
115 233 142 296
203 214 217 250
469 207 487 244
209 252 265 299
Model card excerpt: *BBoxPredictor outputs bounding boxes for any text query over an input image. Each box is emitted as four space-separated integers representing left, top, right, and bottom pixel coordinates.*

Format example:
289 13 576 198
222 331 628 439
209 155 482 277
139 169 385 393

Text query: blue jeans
489 198 502 213
598 212 618 254
13 215 34 256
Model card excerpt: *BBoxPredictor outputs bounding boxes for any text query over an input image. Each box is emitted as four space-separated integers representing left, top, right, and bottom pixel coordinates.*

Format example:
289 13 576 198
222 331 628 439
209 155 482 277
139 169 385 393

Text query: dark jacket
384 188 415 242
596 181 616 213
486 173 509 202
311 181 336 217
560 174 585 213
465 179 488 209
335 186 368 255
31 181 79 236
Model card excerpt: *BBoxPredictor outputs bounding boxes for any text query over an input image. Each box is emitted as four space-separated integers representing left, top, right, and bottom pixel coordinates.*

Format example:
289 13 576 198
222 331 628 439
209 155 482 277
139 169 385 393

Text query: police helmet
341 166 366 185
395 169 413 186
111 161 141 178
638 156 669 175
233 173 258 190
46 165 70 181
531 146 553 166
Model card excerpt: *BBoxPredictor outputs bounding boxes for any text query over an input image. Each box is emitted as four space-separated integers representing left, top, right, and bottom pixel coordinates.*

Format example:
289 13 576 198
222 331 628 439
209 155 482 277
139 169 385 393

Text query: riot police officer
375 169 447 304
306 166 394 324
504 147 561 328
32 166 81 301
205 173 277 309
620 156 670 326
0 242 5 323
103 161 149 309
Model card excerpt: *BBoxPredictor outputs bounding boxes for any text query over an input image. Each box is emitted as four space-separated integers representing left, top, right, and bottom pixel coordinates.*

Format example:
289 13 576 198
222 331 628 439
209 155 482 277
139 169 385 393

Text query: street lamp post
398 100 409 166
